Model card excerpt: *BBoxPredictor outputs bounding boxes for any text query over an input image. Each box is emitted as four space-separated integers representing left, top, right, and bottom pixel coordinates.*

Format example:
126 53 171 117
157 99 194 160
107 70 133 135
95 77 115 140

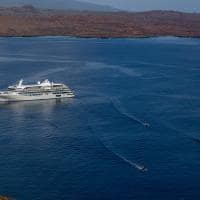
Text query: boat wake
114 152 148 172
111 99 150 128
156 120 200 147
87 125 148 172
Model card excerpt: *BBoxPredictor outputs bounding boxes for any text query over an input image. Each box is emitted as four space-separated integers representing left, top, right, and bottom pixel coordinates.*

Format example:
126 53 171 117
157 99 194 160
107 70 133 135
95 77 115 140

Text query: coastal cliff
0 6 200 38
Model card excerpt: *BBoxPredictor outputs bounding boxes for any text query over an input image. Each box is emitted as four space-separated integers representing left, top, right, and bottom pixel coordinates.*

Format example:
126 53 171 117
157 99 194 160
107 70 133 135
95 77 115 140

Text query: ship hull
0 93 75 102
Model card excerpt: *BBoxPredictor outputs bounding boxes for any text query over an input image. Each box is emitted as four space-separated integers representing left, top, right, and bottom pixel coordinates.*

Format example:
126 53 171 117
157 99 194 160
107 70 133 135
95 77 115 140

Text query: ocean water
0 36 200 200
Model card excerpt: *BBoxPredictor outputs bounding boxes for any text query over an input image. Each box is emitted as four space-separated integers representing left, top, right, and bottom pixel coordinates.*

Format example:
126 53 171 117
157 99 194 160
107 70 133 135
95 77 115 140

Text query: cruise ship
0 79 75 102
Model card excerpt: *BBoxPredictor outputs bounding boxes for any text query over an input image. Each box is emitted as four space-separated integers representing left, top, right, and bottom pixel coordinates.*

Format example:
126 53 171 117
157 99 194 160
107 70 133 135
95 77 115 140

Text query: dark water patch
0 37 200 200
190 137 200 144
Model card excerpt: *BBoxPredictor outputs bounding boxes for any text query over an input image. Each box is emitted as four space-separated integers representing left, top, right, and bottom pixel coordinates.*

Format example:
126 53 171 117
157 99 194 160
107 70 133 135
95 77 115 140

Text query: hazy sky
1 0 200 12
81 0 200 12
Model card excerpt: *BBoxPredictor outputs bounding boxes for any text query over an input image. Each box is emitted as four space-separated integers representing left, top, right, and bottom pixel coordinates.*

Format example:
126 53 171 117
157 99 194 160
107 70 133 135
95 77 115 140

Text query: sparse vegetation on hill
0 6 199 38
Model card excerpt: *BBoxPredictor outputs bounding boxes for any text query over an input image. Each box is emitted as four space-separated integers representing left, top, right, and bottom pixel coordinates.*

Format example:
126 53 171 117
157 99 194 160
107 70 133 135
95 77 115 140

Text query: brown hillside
0 7 199 37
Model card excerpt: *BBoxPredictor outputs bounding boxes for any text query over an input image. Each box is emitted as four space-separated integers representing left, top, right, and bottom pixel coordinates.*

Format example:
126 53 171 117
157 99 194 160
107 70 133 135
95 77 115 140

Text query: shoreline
1 35 200 39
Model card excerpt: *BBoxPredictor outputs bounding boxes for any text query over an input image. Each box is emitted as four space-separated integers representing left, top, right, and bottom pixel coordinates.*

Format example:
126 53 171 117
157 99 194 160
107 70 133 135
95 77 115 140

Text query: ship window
8 88 16 91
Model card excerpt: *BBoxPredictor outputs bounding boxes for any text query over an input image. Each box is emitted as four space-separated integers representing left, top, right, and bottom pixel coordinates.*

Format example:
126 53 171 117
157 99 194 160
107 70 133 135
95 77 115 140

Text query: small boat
0 79 75 102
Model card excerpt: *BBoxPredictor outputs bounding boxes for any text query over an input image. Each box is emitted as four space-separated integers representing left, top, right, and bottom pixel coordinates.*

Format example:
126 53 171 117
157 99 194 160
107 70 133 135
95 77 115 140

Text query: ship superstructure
0 79 74 102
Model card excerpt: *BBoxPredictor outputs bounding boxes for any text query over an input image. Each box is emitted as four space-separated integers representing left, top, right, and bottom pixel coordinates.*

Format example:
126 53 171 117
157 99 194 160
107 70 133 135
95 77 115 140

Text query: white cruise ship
0 79 75 102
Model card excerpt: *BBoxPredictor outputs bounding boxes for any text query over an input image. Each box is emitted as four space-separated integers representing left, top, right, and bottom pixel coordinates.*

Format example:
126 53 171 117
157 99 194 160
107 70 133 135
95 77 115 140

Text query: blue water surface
0 36 200 200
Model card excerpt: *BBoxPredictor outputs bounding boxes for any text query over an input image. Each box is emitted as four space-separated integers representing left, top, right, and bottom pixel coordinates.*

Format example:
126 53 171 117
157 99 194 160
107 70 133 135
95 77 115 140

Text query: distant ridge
0 7 199 38
0 0 116 11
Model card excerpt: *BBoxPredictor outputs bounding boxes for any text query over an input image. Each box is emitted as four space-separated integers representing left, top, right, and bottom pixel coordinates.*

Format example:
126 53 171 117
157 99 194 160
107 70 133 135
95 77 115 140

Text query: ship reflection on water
0 98 75 134
0 98 74 114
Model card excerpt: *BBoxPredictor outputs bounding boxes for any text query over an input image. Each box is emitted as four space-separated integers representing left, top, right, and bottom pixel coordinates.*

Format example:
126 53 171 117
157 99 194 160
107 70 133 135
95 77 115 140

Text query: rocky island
0 6 200 38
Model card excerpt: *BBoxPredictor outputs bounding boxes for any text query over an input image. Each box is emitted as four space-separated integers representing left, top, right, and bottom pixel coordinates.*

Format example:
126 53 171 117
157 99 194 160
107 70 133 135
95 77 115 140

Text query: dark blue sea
0 36 200 200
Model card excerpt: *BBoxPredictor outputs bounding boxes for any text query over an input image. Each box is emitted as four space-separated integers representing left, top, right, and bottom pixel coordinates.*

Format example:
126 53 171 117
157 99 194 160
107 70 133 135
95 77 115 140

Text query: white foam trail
153 94 200 101
88 125 148 172
114 151 148 172
111 100 150 128
85 62 142 77
142 76 164 80
132 60 178 68
0 56 35 62
0 53 79 64
122 111 150 128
